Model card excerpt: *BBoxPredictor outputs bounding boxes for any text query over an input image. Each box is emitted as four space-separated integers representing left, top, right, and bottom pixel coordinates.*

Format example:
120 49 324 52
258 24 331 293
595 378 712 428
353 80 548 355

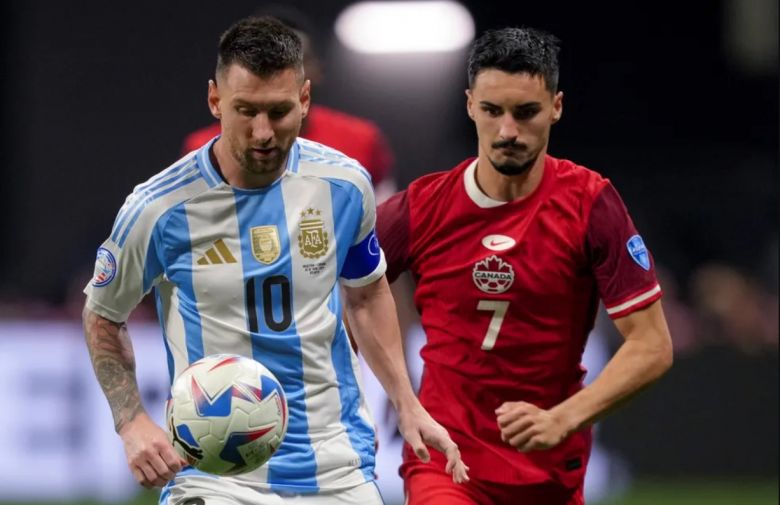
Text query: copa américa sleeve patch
626 234 651 271
91 247 117 287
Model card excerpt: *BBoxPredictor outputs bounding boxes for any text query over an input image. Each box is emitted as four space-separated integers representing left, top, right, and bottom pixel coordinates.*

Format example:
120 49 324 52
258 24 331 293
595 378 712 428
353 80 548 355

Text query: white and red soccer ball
166 354 288 476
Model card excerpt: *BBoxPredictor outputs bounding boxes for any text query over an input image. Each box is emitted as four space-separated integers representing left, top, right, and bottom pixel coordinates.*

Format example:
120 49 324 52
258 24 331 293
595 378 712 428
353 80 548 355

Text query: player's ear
300 79 311 118
208 79 222 120
465 89 475 121
551 91 563 124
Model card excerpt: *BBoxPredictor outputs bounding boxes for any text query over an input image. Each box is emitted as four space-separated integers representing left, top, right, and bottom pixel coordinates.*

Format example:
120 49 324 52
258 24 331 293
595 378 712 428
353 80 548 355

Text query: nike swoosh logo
482 234 516 251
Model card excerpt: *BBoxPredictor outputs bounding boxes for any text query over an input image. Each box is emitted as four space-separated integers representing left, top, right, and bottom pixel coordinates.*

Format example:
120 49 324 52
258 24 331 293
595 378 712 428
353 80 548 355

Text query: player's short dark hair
216 16 304 81
467 27 561 92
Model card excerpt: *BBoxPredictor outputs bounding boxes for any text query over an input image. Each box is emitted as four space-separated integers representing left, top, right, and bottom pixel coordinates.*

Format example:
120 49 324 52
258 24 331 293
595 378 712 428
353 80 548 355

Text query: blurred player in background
377 27 673 505
82 16 467 504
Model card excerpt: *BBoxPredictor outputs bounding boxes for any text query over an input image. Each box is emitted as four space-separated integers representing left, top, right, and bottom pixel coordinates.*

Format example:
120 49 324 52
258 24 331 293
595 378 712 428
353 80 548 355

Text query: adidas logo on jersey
196 239 237 265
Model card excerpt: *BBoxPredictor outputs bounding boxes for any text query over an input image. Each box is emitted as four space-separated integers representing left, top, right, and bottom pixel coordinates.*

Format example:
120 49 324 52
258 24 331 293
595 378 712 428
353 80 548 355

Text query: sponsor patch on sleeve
91 247 117 287
626 235 651 271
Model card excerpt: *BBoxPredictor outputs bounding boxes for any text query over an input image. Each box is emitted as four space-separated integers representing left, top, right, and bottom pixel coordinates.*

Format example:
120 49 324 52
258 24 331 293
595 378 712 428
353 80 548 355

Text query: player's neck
474 154 546 202
213 139 287 189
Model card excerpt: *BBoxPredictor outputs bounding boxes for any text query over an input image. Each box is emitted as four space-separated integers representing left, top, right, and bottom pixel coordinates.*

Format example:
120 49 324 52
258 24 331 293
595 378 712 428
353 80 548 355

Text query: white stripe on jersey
157 282 190 380
282 175 369 488
297 162 375 244
184 189 253 359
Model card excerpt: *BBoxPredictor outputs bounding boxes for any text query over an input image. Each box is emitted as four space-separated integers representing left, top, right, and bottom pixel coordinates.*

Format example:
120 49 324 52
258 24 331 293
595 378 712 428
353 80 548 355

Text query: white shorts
161 477 385 505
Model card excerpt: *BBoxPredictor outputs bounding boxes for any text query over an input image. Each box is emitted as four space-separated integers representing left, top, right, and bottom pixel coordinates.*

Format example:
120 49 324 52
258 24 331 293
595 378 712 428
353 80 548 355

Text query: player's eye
268 107 292 120
481 106 502 117
236 107 256 117
514 106 540 121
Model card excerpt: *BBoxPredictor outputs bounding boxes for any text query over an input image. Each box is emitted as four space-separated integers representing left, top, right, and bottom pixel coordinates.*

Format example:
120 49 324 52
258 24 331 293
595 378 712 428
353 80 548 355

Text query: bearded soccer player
377 27 673 505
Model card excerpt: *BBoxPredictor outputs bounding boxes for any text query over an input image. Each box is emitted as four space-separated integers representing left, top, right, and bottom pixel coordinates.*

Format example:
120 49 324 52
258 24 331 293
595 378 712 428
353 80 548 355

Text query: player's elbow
81 303 93 326
650 333 674 380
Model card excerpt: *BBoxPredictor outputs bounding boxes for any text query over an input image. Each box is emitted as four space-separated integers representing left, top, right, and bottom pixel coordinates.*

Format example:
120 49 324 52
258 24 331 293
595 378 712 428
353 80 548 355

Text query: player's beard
489 139 539 176
236 145 287 176
489 156 537 176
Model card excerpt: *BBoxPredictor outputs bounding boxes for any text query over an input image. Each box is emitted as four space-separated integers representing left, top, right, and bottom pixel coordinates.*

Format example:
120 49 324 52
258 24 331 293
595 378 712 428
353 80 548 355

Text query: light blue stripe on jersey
233 183 318 491
154 289 175 386
110 157 198 244
196 137 224 187
287 141 300 174
162 206 204 364
326 179 365 274
160 467 218 504
144 234 175 385
158 485 169 505
330 299 376 480
116 171 203 248
327 184 376 480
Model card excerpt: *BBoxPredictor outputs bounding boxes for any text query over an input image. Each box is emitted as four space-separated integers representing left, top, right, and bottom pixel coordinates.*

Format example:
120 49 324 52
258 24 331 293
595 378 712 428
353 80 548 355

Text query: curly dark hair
216 16 304 81
467 27 561 92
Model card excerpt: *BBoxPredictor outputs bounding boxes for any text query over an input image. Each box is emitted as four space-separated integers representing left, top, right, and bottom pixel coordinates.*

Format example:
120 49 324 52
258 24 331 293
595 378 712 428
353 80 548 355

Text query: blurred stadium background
0 0 776 504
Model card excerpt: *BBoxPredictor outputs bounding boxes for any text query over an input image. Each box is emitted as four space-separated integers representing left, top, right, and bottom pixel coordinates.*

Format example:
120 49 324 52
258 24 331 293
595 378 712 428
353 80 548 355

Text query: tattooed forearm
82 307 143 433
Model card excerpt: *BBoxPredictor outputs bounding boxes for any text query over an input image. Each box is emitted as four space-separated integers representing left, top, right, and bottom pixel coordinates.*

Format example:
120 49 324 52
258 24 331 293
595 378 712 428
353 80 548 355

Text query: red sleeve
376 189 411 283
586 183 662 319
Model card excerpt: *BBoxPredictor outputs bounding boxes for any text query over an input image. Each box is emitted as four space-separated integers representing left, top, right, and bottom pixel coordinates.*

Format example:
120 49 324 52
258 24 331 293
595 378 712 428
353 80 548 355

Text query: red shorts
403 463 584 505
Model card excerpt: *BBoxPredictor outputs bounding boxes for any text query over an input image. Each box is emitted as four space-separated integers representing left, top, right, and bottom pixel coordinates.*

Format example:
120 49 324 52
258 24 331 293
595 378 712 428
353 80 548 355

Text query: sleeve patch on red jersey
626 235 651 271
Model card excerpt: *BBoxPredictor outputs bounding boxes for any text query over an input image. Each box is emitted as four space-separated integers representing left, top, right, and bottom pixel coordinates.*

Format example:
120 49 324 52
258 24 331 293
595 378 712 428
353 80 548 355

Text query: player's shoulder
548 155 610 197
126 150 211 204
111 149 215 246
406 158 474 203
295 138 373 192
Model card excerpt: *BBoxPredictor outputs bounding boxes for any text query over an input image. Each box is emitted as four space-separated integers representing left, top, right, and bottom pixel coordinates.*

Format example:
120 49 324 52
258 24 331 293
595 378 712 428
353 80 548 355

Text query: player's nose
251 114 274 144
497 115 520 140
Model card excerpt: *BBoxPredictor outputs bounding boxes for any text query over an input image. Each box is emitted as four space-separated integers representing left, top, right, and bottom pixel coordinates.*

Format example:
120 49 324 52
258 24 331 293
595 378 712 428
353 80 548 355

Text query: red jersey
181 104 394 184
377 156 662 487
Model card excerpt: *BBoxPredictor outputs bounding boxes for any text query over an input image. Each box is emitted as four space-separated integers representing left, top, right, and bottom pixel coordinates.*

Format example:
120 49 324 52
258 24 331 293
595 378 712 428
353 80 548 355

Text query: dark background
0 0 776 482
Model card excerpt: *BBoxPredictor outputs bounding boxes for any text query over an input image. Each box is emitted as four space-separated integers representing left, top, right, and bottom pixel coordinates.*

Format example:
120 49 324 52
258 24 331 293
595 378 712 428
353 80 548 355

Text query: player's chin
244 160 282 175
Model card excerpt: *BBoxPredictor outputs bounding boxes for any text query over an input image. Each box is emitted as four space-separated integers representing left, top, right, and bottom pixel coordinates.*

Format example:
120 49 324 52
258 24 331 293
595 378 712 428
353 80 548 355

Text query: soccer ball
166 354 288 476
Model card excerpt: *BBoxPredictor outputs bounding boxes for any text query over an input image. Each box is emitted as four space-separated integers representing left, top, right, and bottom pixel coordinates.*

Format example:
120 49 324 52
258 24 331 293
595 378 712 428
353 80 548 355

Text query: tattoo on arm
83 308 143 433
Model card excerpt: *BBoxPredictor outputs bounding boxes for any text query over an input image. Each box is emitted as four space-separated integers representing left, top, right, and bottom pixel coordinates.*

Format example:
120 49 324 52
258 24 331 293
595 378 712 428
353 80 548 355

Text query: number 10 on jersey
245 276 293 333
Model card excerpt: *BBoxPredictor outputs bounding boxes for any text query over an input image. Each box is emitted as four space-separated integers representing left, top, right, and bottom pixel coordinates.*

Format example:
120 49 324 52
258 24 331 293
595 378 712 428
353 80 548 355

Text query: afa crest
298 208 329 259
251 226 280 264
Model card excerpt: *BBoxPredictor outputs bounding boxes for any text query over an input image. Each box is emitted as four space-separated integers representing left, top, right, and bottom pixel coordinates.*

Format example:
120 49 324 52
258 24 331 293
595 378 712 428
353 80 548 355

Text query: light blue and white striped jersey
84 137 386 494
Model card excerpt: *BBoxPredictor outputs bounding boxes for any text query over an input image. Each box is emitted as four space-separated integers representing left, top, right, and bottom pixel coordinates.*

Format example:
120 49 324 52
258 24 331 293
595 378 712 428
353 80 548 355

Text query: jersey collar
463 160 508 208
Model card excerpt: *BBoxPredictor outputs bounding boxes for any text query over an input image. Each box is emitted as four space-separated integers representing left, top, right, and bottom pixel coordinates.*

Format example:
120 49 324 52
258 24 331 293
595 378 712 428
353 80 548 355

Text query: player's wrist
393 392 424 418
116 409 150 436
550 403 582 437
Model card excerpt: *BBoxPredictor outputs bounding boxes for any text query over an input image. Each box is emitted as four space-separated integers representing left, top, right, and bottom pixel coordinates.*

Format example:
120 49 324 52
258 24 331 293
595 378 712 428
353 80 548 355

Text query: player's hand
397 404 470 483
118 412 187 488
496 401 570 452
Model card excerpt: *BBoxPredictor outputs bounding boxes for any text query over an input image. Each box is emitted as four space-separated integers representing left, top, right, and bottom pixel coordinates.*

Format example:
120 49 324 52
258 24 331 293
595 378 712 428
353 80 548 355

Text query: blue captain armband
341 229 384 282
